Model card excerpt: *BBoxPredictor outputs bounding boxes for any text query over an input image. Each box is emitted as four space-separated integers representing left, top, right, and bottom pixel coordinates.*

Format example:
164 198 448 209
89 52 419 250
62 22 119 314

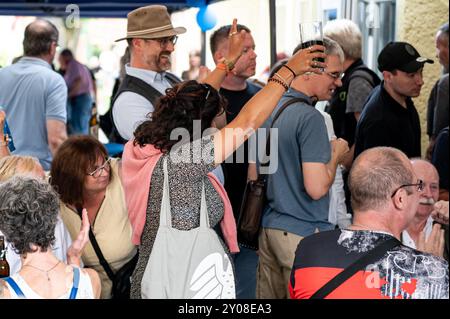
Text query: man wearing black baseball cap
354 41 434 160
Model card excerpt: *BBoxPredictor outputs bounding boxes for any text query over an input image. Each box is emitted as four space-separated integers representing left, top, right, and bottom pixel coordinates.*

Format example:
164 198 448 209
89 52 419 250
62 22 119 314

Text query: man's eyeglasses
324 71 345 80
153 36 178 48
87 158 111 178
390 179 424 198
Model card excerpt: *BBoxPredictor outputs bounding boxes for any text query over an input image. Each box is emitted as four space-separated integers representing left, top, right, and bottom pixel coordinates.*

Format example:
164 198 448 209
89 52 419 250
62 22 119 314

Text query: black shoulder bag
88 228 138 299
77 208 138 299
237 97 309 250
310 237 401 299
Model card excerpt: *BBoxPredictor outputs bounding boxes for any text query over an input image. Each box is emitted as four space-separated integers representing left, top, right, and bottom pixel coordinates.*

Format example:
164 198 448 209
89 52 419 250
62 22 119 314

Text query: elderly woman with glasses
50 135 136 299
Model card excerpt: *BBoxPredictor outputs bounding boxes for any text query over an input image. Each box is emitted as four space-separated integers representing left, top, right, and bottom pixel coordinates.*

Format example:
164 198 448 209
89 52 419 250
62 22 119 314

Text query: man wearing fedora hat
354 41 434 160
111 5 186 142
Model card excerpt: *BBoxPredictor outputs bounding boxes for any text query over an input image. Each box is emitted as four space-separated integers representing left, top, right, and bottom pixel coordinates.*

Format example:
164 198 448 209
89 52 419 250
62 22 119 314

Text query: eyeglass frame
324 71 345 80
390 179 424 198
87 158 112 178
146 35 178 48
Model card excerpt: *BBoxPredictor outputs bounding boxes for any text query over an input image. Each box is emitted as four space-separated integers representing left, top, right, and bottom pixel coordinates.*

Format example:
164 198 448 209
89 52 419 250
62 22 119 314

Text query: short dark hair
23 19 58 57
0 177 59 255
210 24 251 55
59 48 74 59
439 22 449 35
438 22 449 43
50 135 110 210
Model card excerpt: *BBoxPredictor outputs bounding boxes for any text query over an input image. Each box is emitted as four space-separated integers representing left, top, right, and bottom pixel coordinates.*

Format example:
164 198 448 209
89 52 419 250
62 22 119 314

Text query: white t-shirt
402 216 434 250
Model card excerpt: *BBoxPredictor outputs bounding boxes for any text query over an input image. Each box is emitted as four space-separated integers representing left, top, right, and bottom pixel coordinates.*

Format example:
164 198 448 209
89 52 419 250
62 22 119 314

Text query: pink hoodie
121 140 239 253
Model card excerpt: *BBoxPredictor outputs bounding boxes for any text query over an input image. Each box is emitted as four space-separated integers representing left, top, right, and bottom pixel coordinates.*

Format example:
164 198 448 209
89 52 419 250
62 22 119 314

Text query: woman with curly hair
122 18 326 298
0 155 87 276
0 177 100 299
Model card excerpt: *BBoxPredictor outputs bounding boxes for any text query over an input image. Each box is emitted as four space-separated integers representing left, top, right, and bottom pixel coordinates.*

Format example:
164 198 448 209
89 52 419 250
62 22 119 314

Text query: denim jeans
232 244 259 299
67 93 92 135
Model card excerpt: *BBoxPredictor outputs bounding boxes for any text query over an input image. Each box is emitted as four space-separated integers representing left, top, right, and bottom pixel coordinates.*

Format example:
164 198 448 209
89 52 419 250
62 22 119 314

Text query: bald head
23 19 58 57
410 159 439 216
349 147 413 212
411 159 439 182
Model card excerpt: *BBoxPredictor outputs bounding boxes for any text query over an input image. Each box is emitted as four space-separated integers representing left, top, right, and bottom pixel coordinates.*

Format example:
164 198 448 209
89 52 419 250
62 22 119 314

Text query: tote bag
141 158 236 299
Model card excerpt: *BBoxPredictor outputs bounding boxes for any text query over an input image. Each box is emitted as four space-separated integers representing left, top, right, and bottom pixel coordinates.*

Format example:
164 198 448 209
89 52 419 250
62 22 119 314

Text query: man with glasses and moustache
111 5 186 142
290 147 449 299
402 159 447 260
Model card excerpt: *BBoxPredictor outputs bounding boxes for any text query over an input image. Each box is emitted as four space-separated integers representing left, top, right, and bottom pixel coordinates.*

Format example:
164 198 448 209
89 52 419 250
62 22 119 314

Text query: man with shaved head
402 159 447 259
290 147 448 299
0 19 67 170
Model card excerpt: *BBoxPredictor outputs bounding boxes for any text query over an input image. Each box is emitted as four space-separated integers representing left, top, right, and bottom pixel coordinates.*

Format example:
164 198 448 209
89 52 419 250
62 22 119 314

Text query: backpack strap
164 72 182 86
347 65 381 87
3 277 26 298
69 266 81 299
259 97 311 178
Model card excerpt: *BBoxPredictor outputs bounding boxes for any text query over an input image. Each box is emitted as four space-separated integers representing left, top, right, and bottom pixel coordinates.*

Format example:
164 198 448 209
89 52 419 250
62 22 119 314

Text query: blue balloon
196 6 217 32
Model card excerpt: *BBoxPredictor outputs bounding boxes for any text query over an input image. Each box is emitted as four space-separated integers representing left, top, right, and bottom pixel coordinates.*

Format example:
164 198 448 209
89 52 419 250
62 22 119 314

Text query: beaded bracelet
272 72 289 86
282 64 297 79
268 77 289 91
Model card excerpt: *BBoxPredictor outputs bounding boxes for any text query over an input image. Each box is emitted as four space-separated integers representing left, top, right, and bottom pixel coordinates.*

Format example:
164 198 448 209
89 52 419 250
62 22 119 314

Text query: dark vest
325 59 380 146
109 72 180 144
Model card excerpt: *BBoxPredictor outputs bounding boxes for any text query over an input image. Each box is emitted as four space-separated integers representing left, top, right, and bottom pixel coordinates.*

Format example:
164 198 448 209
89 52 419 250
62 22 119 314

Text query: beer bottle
0 235 10 278
89 103 99 139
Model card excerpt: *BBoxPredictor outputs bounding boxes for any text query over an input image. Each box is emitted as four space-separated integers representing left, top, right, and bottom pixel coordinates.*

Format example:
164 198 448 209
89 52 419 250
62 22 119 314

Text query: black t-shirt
290 229 449 299
354 82 421 159
219 81 262 220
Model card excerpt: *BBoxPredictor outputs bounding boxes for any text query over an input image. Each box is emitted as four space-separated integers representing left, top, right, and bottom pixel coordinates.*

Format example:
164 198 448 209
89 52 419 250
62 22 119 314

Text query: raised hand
331 137 350 163
431 200 449 225
225 18 246 64
285 45 327 76
416 223 445 258
66 208 90 266
197 65 211 83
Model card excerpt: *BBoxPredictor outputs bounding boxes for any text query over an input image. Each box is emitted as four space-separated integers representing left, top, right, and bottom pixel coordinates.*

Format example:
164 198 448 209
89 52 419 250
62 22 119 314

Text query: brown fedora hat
115 5 186 42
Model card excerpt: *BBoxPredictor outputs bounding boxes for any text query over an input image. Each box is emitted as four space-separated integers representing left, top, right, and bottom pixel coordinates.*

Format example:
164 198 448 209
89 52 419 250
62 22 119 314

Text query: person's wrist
218 57 236 73
275 67 294 85
0 134 8 147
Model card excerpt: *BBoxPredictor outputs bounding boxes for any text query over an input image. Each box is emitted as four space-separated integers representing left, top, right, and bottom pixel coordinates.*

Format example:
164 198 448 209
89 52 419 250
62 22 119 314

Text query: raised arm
211 41 327 164
202 19 246 91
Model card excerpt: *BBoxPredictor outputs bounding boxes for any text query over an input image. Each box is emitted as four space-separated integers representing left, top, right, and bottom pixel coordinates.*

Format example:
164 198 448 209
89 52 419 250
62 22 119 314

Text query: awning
0 1 218 18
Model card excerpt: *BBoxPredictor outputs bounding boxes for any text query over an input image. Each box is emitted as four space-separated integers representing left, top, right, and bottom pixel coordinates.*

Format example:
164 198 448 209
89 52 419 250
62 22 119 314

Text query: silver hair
293 36 345 63
324 19 362 60
0 176 59 255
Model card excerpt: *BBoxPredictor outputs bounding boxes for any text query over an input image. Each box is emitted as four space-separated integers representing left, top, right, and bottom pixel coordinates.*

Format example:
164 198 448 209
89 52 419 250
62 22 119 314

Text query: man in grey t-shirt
255 38 349 299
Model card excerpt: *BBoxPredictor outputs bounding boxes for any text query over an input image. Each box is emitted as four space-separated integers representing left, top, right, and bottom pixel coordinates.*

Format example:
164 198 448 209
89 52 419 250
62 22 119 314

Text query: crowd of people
0 4 448 299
